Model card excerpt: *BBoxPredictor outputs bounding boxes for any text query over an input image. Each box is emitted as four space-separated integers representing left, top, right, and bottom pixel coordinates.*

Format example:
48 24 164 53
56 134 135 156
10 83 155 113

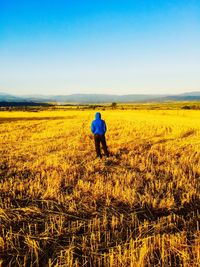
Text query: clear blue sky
0 0 200 95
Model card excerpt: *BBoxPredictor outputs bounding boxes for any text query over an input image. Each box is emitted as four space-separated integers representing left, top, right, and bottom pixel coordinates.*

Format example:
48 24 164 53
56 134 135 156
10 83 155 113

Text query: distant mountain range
0 92 26 102
1 91 200 104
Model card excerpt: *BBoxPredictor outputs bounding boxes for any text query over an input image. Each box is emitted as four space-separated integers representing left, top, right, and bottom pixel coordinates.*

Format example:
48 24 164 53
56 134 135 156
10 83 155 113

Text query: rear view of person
91 112 109 158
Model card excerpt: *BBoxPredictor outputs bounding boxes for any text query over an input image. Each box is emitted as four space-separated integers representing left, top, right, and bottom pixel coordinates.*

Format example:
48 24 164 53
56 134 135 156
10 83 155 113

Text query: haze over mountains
1 91 200 104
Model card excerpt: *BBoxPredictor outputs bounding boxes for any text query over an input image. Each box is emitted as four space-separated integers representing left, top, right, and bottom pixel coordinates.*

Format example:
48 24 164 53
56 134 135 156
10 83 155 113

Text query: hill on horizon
1 91 200 104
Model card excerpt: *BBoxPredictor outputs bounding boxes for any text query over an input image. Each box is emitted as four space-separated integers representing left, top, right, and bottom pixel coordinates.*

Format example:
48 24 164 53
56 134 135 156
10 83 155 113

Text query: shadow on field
0 162 37 181
4 194 199 226
97 195 200 222
0 116 74 123
153 138 175 144
1 194 199 267
114 147 129 159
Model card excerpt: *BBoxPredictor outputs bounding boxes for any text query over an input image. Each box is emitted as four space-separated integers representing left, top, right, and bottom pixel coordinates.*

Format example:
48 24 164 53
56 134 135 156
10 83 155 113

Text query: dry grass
0 109 200 267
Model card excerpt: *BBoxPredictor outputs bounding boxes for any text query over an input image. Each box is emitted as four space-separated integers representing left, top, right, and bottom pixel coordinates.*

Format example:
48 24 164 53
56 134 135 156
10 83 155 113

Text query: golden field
0 108 199 267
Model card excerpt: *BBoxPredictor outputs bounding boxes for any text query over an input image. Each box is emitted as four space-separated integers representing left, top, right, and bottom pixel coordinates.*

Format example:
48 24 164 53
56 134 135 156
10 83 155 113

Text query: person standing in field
91 112 109 158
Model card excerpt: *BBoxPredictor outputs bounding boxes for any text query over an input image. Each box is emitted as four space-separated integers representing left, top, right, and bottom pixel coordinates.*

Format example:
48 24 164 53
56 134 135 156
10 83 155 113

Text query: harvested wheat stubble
0 109 200 267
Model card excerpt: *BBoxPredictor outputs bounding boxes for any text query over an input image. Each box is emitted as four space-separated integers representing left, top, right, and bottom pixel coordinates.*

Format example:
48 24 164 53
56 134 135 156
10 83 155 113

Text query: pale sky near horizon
0 0 200 95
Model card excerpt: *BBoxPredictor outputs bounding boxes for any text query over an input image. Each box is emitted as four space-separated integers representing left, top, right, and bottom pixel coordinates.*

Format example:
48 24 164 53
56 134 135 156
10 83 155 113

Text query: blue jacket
91 112 107 135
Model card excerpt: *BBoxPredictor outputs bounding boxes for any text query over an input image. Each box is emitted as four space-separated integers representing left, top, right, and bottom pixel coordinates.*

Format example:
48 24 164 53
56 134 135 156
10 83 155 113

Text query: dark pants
94 134 109 158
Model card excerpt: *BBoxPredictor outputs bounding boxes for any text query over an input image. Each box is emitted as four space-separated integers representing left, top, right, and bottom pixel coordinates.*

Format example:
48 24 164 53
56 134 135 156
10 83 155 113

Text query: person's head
95 112 101 119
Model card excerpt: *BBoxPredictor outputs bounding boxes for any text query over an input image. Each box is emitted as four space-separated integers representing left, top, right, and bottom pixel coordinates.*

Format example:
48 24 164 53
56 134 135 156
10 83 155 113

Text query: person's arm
91 121 95 134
